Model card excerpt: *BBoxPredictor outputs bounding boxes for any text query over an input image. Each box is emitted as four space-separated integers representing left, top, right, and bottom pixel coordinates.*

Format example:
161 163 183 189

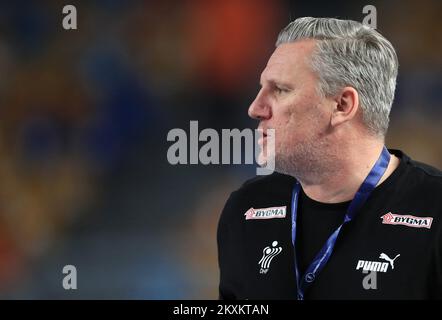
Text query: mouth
257 126 268 135
257 129 268 146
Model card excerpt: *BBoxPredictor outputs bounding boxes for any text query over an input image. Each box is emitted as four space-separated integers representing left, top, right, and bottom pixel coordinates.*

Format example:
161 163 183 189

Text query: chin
257 153 268 167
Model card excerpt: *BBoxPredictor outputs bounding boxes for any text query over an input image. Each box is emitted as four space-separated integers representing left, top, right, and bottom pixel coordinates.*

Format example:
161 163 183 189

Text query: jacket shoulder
234 172 296 195
219 172 295 225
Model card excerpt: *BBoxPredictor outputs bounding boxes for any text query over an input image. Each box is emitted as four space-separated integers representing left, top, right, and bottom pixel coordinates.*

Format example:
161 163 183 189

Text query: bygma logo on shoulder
381 212 433 229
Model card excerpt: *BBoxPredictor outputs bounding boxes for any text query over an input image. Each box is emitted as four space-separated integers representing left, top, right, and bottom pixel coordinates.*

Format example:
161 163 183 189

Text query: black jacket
218 150 442 299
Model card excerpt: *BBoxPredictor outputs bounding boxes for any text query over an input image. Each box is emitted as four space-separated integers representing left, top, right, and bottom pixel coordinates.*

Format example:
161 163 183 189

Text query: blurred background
0 0 440 299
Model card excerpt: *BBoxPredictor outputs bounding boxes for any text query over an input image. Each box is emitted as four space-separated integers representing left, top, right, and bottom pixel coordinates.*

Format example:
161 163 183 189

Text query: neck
299 141 400 204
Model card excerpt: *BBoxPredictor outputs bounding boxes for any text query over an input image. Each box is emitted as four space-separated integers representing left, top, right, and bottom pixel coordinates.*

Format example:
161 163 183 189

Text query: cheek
277 99 328 144
271 109 301 150
281 96 313 132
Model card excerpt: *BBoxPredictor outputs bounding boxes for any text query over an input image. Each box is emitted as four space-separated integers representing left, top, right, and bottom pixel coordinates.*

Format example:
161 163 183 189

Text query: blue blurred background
0 0 440 299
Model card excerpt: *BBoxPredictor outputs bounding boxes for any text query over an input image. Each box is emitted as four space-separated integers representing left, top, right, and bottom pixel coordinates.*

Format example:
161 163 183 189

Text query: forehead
260 39 317 84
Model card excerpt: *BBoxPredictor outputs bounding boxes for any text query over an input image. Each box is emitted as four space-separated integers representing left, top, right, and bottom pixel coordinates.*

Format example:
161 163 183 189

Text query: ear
330 87 360 128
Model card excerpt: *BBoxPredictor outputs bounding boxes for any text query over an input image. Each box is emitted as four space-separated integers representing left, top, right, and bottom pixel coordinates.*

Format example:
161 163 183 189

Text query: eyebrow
260 78 293 89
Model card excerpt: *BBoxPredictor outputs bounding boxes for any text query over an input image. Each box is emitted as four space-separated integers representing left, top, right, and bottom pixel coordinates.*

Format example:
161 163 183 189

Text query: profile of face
248 40 335 177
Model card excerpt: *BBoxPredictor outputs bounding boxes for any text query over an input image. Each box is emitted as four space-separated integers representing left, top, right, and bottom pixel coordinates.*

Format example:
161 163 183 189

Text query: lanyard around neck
291 147 391 300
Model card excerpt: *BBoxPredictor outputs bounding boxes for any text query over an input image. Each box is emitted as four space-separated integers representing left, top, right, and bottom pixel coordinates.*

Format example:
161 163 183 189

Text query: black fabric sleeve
430 218 442 299
217 192 243 300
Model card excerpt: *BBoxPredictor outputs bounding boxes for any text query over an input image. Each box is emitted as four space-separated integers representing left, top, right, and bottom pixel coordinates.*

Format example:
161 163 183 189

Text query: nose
248 89 272 120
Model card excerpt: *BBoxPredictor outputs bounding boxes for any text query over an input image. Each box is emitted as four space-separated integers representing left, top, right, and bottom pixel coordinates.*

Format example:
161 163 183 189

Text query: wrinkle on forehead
260 39 318 86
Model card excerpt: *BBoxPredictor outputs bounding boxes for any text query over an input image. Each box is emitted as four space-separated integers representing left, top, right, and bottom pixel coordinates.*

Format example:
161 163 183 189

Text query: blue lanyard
291 147 391 300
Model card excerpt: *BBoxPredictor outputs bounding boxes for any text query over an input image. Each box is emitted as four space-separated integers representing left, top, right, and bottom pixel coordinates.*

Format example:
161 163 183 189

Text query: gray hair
276 17 398 137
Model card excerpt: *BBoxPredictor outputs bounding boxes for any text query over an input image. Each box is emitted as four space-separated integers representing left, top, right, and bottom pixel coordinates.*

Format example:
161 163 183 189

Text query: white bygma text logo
381 212 433 229
244 206 286 220
258 241 282 274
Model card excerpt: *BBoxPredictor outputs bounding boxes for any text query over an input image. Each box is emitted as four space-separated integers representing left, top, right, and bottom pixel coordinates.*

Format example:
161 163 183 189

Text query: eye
275 86 289 94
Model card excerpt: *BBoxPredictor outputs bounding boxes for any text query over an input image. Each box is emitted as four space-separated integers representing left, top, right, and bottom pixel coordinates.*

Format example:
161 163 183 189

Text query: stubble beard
274 134 337 184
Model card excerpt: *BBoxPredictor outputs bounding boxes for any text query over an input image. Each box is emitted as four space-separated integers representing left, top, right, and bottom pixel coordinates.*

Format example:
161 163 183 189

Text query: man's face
249 40 334 176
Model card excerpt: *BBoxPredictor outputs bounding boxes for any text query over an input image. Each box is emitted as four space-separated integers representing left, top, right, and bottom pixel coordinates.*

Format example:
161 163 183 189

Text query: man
217 17 442 299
